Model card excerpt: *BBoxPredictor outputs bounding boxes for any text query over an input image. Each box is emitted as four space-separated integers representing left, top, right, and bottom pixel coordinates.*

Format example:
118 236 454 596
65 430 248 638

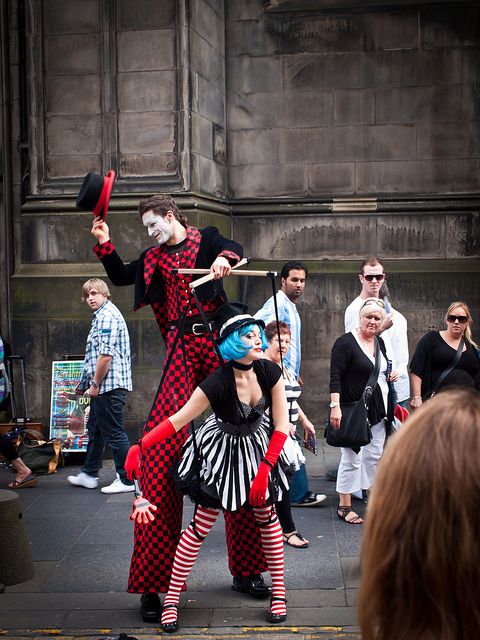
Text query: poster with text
50 360 89 452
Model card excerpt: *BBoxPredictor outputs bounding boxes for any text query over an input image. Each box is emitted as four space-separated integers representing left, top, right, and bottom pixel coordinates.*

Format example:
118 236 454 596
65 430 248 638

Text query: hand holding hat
76 170 116 221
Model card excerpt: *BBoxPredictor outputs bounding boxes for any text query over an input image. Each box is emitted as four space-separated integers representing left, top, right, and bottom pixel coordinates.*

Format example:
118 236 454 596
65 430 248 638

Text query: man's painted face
142 210 173 245
281 269 306 302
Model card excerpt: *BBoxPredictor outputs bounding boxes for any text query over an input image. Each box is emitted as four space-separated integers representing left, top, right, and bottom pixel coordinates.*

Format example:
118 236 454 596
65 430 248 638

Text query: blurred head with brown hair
358 388 480 640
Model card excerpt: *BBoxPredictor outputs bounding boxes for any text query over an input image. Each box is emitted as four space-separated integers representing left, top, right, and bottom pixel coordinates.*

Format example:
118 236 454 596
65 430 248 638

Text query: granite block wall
226 1 480 198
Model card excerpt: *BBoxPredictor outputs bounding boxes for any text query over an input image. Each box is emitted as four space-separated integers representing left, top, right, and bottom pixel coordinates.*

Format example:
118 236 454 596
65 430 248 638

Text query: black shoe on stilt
269 596 287 623
161 603 179 633
232 574 271 599
140 592 161 622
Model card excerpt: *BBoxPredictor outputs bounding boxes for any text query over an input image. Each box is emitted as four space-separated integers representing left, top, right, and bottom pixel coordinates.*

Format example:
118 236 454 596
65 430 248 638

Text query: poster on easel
50 360 90 452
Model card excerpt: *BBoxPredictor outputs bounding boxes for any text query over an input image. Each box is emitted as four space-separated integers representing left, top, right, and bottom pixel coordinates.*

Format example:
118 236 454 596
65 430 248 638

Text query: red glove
142 418 176 449
125 419 176 481
249 461 271 506
249 430 288 507
125 444 141 481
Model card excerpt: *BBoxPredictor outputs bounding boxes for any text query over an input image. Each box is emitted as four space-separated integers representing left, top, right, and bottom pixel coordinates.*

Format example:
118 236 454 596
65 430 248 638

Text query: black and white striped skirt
174 413 293 512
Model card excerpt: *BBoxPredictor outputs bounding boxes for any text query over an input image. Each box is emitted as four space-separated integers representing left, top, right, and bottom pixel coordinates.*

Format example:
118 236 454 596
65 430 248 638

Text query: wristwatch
329 401 339 408
91 381 99 389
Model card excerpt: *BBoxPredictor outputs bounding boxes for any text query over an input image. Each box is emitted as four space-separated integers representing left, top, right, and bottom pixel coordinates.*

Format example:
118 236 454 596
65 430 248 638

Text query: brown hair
359 256 383 274
264 320 291 342
81 278 111 302
444 300 478 350
358 388 480 640
138 194 188 227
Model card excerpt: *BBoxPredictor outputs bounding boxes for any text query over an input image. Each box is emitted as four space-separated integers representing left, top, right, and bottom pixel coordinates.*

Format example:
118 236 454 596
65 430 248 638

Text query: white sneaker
67 471 98 489
100 476 135 494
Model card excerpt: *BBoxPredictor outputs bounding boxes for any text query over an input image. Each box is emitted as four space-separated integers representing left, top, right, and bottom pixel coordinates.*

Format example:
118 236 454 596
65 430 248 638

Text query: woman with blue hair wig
125 302 291 631
219 322 268 361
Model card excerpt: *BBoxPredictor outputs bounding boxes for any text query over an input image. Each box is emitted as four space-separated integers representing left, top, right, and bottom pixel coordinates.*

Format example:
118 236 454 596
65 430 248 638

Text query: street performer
125 303 291 632
77 175 269 622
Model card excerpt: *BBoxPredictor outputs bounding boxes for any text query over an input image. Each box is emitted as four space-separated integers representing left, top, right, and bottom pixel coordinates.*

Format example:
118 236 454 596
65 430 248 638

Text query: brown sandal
282 531 309 548
337 505 363 525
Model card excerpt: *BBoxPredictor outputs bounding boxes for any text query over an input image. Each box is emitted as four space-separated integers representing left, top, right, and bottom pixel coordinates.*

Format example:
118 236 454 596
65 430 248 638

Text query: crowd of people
1 177 479 635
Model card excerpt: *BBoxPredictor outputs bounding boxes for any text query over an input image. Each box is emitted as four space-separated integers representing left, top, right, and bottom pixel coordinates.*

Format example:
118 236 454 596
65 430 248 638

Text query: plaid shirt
79 300 132 393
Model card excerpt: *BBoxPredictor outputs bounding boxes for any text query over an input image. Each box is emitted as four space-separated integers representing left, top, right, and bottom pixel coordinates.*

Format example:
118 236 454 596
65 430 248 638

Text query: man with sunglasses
344 257 410 408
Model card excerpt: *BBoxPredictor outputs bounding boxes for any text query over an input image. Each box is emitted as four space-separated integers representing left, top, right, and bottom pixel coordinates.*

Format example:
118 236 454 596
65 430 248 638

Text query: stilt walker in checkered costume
125 303 290 632
76 173 269 623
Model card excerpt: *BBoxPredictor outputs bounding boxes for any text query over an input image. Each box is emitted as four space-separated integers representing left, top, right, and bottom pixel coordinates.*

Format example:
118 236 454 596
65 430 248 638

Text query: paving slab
0 443 364 637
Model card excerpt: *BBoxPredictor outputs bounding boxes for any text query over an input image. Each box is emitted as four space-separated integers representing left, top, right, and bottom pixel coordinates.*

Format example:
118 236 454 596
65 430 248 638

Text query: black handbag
325 339 381 449
18 436 63 474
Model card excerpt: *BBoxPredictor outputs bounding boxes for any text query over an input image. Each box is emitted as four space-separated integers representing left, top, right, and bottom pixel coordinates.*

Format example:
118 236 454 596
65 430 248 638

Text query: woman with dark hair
358 388 480 640
410 301 480 409
125 303 291 632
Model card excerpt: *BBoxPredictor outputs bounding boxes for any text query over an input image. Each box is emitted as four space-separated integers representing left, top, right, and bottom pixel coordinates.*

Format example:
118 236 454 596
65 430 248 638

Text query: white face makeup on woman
240 326 264 362
142 210 174 245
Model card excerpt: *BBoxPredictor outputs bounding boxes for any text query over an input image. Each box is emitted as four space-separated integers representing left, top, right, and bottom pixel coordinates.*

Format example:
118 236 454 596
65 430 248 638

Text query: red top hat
76 170 116 221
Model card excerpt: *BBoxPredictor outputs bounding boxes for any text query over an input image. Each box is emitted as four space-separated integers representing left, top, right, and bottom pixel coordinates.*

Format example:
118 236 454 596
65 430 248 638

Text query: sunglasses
361 298 385 309
447 314 468 324
363 274 385 282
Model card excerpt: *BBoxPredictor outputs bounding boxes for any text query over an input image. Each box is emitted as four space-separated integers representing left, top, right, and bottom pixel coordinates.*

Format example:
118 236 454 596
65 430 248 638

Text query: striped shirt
283 366 301 428
80 300 132 394
255 290 302 378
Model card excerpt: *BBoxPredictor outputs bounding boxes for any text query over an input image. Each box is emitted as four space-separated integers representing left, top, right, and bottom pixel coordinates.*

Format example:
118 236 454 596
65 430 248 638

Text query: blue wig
219 323 268 362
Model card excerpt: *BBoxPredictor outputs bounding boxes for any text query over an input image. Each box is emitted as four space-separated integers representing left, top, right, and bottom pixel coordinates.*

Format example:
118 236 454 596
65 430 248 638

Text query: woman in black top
125 303 291 632
410 301 480 409
329 299 396 525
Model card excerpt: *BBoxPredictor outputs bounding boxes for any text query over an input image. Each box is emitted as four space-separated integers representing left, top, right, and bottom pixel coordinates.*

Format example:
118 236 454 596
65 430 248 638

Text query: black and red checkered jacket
93 225 242 311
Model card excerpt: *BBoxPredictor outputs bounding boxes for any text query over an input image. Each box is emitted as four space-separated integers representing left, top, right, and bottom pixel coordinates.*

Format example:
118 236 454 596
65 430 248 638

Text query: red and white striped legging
161 504 286 626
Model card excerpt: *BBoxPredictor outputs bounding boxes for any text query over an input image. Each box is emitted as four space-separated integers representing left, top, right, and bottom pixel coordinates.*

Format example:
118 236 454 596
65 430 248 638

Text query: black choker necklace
232 361 254 371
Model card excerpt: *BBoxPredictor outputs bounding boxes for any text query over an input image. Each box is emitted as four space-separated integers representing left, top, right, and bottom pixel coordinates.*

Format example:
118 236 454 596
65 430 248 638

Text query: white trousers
336 421 386 495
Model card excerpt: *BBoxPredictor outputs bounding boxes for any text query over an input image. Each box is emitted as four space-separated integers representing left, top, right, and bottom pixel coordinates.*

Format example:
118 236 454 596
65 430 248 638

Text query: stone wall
190 0 228 196
234 208 480 419
226 1 480 197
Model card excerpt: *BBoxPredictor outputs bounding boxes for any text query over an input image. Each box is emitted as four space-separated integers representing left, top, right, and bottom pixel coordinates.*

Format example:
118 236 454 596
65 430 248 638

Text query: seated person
0 435 37 488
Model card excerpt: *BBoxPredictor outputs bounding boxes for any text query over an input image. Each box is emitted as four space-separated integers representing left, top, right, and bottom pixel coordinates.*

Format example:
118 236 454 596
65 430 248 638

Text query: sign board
50 360 89 452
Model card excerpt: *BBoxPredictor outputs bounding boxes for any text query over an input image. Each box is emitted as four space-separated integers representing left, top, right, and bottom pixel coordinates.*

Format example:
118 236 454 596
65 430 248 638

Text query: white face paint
142 210 173 245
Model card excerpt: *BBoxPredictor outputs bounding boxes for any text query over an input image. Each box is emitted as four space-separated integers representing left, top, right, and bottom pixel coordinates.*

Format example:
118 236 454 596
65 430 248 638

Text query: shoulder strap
365 338 381 393
432 338 465 395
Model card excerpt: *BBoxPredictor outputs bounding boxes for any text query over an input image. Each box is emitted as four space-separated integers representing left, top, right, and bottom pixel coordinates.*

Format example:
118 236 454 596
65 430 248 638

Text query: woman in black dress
410 301 480 409
125 303 291 632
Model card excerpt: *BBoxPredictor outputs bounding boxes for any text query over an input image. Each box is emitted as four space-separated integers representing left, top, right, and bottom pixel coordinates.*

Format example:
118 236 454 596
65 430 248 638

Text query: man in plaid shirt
68 278 134 494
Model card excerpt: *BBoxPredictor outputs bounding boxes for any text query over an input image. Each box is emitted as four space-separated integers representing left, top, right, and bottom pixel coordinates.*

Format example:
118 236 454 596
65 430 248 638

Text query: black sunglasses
447 314 468 324
363 274 385 282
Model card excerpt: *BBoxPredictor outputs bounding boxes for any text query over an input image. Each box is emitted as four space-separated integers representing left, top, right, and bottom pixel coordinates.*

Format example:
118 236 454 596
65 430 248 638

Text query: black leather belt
169 318 214 336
